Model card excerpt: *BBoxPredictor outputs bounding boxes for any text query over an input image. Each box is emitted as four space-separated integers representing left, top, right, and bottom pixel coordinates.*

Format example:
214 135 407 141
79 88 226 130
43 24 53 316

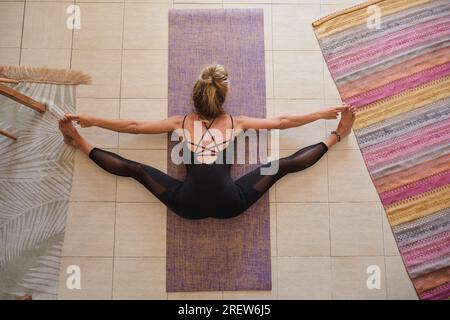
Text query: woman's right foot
336 108 355 137
58 117 81 148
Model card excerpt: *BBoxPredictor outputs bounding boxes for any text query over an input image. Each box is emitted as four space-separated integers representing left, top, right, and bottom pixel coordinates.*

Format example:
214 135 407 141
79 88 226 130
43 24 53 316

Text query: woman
59 64 355 219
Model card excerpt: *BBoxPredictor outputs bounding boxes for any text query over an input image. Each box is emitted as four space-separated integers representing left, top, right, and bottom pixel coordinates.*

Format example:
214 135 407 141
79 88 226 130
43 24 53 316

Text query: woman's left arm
236 105 348 131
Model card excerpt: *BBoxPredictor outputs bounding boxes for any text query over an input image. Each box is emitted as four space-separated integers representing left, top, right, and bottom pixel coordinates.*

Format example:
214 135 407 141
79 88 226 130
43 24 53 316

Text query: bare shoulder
233 114 262 130
169 115 185 129
232 114 281 130
233 114 251 130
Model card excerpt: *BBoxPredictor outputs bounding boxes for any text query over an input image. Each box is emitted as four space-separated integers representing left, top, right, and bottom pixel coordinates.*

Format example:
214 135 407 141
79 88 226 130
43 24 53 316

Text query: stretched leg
86 148 182 197
235 108 355 209
235 141 328 201
58 117 182 205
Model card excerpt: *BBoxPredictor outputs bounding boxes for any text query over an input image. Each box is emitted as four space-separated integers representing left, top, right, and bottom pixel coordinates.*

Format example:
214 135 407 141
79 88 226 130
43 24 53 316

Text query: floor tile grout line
319 1 334 300
322 1 386 299
110 0 126 300
61 254 392 258
69 0 76 70
72 97 340 100
58 0 77 300
18 0 26 65
269 0 279 300
0 46 24 49
380 204 389 299
168 0 175 300
75 96 343 100
68 49 321 51
68 199 383 203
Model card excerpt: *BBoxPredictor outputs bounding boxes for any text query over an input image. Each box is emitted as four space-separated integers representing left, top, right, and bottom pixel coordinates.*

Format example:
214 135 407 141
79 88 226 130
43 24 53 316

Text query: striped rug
313 0 450 300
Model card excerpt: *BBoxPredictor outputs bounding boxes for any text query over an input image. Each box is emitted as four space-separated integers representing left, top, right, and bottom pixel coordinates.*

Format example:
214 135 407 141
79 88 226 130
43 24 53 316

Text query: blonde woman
59 64 355 219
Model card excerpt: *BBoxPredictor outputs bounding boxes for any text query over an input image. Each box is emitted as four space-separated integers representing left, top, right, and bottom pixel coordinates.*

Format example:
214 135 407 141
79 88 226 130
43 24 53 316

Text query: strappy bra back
181 113 234 163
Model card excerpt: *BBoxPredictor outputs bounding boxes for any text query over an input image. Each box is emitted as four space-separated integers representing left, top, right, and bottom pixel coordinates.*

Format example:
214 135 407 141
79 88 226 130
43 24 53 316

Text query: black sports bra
181 113 234 163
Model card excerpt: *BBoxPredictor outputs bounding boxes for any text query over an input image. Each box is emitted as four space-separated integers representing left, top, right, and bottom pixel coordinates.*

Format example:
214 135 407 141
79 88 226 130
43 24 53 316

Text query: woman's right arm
66 114 182 134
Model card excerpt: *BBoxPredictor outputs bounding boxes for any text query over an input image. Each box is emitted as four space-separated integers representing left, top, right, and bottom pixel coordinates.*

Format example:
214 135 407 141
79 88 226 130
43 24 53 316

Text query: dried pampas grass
0 66 91 85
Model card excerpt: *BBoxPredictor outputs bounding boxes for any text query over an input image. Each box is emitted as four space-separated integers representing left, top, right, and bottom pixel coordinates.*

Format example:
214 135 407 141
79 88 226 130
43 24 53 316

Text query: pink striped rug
313 0 450 299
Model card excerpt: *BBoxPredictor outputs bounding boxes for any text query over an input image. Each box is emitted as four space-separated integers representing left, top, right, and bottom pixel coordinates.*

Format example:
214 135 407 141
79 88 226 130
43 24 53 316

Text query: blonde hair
192 64 229 120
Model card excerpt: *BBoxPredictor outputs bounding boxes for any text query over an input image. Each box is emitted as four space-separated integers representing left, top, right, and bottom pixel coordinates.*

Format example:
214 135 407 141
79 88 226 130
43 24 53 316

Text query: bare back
180 112 235 164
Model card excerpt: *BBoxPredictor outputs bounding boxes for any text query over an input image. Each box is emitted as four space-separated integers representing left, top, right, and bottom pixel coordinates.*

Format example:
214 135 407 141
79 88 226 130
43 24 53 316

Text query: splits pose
59 64 355 219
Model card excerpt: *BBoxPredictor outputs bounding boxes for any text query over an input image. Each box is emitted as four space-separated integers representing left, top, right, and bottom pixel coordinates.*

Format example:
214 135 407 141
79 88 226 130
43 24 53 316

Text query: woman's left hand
318 104 349 119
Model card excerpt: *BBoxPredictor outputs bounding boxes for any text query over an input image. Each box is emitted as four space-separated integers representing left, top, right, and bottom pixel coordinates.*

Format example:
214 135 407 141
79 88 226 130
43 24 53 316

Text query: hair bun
200 76 213 85
193 64 230 119
200 64 228 87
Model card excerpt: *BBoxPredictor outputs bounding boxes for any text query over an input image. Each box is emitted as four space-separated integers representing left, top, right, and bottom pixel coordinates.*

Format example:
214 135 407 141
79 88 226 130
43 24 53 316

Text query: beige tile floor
0 0 418 300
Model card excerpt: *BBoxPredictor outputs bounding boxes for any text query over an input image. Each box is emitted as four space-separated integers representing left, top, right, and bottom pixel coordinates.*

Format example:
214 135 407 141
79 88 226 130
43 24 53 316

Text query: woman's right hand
65 114 95 128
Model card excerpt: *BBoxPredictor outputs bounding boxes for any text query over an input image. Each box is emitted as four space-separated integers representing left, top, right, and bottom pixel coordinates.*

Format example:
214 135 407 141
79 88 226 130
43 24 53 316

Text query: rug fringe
0 65 92 85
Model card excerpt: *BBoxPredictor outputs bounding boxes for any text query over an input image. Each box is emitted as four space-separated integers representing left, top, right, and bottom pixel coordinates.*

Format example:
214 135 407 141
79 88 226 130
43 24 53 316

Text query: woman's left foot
58 117 81 148
336 108 355 137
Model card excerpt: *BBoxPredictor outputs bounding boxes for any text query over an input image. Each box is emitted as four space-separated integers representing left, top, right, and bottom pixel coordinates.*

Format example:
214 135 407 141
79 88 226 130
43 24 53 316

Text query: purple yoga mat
166 9 271 292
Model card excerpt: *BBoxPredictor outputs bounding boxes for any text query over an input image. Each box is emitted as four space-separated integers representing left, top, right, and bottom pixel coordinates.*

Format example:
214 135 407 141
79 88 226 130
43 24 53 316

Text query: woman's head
192 64 229 120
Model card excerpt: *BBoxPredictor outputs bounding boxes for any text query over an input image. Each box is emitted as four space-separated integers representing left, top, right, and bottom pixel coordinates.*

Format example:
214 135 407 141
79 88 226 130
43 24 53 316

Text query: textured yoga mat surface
166 9 270 291
313 0 450 299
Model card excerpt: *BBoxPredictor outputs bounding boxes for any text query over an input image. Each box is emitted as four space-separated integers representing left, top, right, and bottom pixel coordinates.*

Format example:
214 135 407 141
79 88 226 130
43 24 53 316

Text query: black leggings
88 142 328 218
